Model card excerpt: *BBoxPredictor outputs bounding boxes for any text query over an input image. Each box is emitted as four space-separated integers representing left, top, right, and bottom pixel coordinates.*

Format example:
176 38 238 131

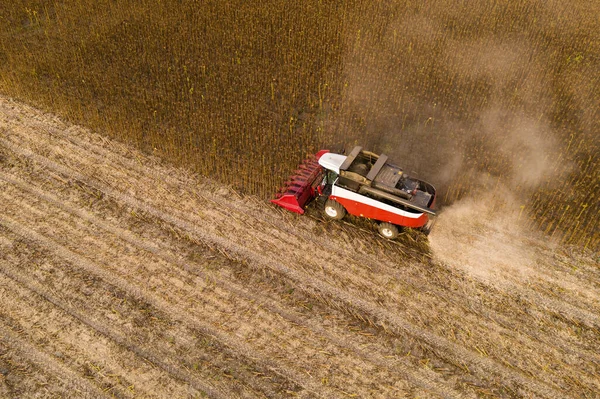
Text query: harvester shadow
304 201 432 263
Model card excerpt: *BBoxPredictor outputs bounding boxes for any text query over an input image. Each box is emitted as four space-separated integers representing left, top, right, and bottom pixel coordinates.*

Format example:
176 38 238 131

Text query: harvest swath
1 98 599 398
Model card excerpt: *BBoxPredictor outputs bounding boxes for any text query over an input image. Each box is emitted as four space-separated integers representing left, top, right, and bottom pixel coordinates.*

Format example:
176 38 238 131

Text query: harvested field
0 96 599 398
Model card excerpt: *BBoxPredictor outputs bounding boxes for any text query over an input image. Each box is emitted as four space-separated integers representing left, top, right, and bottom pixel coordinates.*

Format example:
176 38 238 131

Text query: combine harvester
271 146 437 239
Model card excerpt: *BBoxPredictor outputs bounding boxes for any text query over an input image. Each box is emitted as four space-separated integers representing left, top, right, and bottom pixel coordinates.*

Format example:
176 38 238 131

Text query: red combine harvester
271 146 437 238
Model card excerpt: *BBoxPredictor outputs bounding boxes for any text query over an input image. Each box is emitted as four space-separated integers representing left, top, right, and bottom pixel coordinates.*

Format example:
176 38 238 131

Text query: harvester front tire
378 223 399 239
420 218 435 236
324 199 346 220
420 223 432 236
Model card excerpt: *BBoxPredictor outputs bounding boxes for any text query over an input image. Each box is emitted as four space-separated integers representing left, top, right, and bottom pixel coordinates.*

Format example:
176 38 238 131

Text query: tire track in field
2 189 375 398
6 121 599 333
0 177 457 399
18 131 599 387
0 207 316 399
0 215 349 399
0 171 465 398
0 316 109 399
0 224 280 399
0 274 134 399
0 139 570 398
10 163 595 393
0 259 230 399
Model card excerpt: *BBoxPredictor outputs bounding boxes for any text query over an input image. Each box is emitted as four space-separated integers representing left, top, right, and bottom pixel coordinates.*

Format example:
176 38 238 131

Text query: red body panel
330 195 429 228
270 150 329 214
271 191 311 214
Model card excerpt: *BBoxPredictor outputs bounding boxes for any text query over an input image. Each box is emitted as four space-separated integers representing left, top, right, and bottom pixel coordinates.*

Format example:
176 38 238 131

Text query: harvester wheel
324 199 346 220
421 223 432 236
378 223 399 239
420 218 435 236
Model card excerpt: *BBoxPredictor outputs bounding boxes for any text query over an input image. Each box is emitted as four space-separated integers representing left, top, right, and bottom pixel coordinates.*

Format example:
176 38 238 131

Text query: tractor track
0 225 285 399
0 168 462 398
1 96 598 398
3 165 597 397
0 134 574 399
0 259 233 399
0 312 110 399
0 170 466 398
0 215 341 399
0 180 459 399
0 177 472 398
0 274 136 399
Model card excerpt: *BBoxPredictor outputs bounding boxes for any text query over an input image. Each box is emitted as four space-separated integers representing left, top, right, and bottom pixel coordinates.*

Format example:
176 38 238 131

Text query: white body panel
318 153 347 174
331 184 423 219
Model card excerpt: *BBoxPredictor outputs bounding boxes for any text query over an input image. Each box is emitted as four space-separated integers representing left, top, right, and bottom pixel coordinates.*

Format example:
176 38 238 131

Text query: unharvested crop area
1 97 599 398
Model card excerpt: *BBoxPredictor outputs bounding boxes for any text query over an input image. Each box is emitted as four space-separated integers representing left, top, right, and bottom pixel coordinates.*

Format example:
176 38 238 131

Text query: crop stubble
1 97 599 398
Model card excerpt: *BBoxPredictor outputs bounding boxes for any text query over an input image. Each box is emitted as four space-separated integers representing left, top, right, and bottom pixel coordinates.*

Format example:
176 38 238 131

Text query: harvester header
270 149 330 214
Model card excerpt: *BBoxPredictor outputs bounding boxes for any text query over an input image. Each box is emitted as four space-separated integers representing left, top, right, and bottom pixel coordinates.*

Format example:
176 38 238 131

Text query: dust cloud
427 110 565 283
428 192 550 283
